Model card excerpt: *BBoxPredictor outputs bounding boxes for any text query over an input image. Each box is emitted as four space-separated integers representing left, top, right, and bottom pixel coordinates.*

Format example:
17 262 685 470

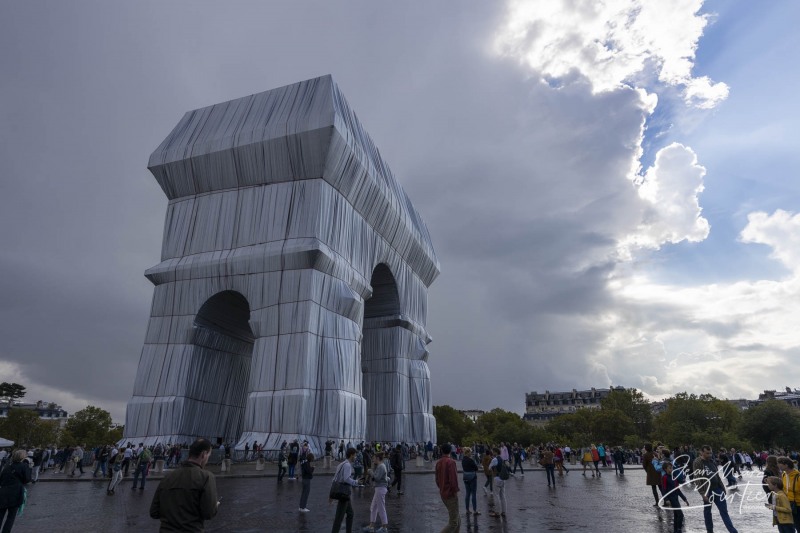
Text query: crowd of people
2 438 800 532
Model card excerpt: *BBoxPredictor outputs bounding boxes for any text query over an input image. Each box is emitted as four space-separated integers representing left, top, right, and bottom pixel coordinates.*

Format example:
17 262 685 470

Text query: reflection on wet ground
15 466 771 532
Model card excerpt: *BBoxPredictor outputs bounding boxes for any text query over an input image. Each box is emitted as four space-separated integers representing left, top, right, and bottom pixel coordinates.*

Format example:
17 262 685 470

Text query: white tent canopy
0 438 14 447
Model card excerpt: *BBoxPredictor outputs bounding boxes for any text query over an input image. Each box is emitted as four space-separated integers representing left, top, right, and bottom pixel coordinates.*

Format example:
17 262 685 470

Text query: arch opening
191 290 254 445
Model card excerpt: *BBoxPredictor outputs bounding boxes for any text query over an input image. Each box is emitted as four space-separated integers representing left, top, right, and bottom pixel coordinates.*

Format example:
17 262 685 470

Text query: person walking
389 445 404 495
277 449 288 483
0 449 32 533
693 445 739 533
107 450 125 495
435 444 460 532
330 448 361 533
643 443 660 505
554 446 568 475
71 445 85 477
132 445 152 491
461 447 480 516
298 452 315 513
150 439 218 532
512 445 524 476
488 447 510 519
363 452 390 533
540 446 556 487
482 449 494 496
613 447 626 475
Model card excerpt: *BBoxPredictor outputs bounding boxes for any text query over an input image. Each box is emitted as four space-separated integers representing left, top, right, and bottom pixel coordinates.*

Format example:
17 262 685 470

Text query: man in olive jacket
150 439 218 532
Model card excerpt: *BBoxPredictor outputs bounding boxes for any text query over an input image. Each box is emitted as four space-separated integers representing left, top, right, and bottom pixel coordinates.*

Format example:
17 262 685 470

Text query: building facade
524 386 624 426
0 400 69 428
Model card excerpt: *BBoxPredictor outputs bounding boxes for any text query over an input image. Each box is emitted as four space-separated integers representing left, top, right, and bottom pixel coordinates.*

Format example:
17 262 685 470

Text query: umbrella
0 438 14 447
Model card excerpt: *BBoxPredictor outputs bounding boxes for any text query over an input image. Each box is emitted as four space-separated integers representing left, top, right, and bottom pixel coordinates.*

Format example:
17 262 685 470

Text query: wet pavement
13 464 773 532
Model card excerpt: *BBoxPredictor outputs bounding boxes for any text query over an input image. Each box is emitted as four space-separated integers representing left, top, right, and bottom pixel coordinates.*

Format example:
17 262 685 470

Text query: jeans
440 495 460 533
288 463 296 478
108 469 123 492
93 460 107 477
370 486 388 524
703 489 738 533
1 506 19 533
390 468 402 491
484 474 493 493
463 476 477 511
494 478 507 515
668 499 684 533
331 498 353 533
545 464 556 485
132 463 148 489
513 458 524 474
278 465 286 482
299 478 311 509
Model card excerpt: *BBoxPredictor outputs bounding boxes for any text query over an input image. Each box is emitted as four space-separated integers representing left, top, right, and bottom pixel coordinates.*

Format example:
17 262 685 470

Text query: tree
590 409 636 445
0 408 58 446
741 400 800 449
63 405 113 447
0 382 26 407
601 388 653 439
433 405 473 445
652 392 742 448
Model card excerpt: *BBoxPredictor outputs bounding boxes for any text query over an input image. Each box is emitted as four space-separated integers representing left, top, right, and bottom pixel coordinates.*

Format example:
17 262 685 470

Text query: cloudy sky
1 0 798 423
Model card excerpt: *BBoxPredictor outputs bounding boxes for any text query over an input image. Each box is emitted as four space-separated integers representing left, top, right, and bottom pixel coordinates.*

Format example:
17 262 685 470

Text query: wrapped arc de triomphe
122 75 439 453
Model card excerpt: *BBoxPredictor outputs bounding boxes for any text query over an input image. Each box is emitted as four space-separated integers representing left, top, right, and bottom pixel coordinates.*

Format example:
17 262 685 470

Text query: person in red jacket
435 443 460 532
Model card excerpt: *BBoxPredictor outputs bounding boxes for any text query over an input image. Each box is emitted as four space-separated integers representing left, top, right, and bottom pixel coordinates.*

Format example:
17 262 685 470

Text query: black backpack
495 458 510 480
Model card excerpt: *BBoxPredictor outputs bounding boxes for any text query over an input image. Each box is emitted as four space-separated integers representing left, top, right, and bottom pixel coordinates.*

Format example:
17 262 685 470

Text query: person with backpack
488 447 510 519
0 450 31 532
132 444 152 491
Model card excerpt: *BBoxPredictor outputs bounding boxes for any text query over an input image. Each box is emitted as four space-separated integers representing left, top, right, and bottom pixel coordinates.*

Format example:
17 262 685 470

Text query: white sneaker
299 508 310 513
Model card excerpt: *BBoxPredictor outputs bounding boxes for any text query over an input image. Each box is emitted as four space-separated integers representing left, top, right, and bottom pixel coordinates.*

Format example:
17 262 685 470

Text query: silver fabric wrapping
123 75 439 452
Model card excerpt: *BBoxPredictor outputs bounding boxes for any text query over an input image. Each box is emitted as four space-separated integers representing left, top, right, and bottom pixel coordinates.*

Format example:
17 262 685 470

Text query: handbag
463 471 477 482
329 463 351 501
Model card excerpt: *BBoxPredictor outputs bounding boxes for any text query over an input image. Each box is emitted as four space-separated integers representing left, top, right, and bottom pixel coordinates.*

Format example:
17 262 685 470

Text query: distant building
459 409 485 422
759 387 800 407
0 400 69 428
524 386 625 427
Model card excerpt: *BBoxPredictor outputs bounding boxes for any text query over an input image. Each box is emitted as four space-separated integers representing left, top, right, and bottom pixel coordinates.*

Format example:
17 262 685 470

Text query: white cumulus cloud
494 0 729 108
740 210 800 273
619 142 710 255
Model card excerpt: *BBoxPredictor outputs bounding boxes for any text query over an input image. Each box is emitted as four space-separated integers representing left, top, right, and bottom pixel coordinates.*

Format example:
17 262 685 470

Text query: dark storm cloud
0 0 676 419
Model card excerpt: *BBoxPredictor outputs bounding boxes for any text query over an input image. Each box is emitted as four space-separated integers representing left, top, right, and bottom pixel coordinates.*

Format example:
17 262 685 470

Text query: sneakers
376 528 388 533
299 508 310 513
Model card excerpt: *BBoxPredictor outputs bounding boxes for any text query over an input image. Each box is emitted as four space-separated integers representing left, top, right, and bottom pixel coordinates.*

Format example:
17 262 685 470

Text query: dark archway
362 264 402 441
364 264 401 319
191 290 254 444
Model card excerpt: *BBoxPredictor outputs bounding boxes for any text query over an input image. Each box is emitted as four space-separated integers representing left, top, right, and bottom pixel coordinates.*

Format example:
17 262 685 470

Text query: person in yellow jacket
777 457 800 531
765 476 795 533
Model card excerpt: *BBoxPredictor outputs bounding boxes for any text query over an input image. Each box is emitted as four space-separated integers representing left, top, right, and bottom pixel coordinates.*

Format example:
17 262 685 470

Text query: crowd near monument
123 75 440 453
